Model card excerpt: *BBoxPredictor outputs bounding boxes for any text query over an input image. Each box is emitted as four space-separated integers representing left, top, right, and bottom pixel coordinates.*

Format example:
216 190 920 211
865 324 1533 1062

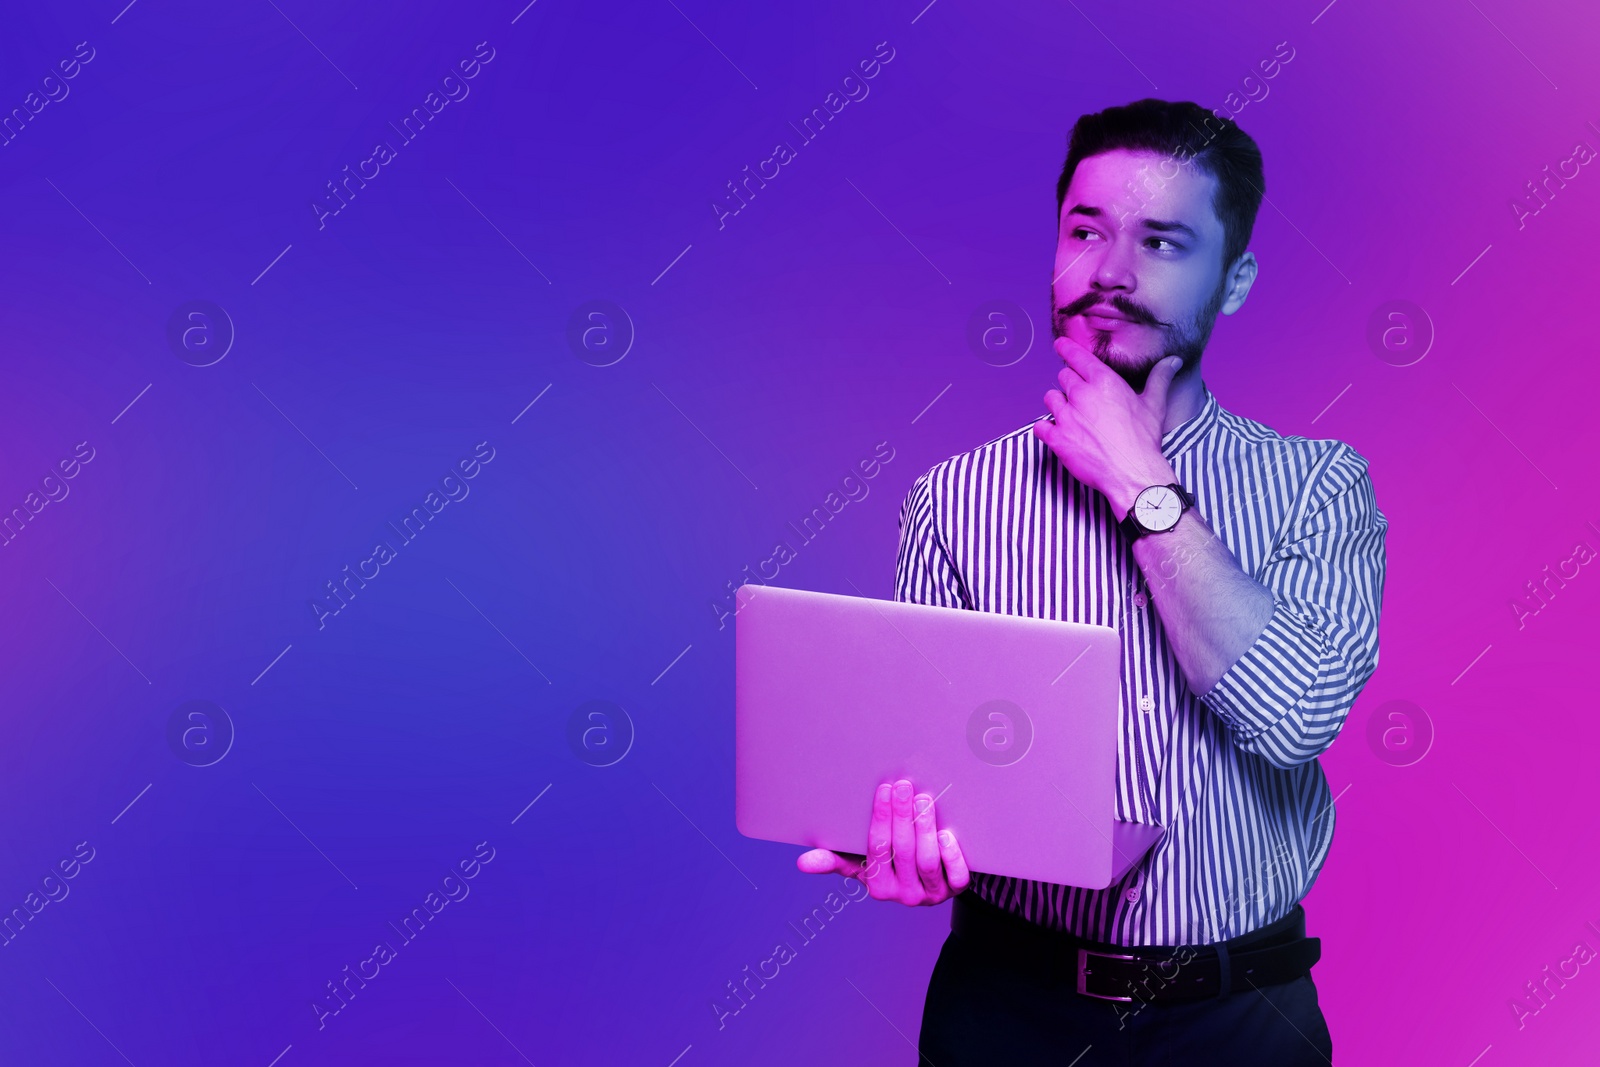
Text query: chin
1114 365 1156 391
1091 345 1163 390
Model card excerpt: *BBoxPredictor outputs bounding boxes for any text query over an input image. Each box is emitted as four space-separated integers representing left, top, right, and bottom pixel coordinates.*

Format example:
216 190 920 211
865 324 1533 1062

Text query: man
798 98 1387 1064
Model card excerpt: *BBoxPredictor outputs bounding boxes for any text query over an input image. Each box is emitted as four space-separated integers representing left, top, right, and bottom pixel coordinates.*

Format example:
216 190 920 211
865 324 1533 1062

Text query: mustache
1058 292 1167 327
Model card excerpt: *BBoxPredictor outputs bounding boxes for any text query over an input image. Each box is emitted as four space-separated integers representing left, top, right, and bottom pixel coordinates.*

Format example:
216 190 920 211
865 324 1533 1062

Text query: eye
1071 227 1102 242
1146 237 1182 252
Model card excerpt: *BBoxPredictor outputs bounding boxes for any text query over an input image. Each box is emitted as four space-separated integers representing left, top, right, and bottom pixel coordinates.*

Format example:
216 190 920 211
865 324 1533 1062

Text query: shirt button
1138 695 1154 713
1126 885 1141 902
1132 592 1147 608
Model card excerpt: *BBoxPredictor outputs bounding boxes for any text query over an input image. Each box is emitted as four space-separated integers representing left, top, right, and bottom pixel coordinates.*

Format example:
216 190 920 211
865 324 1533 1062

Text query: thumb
1143 356 1184 408
797 848 863 877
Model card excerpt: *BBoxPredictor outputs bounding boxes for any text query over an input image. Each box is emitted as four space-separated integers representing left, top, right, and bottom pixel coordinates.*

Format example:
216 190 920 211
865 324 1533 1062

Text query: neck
1160 360 1206 434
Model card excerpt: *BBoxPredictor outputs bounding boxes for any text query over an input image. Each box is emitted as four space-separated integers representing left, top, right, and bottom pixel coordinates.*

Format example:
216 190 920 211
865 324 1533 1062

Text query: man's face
1052 148 1235 391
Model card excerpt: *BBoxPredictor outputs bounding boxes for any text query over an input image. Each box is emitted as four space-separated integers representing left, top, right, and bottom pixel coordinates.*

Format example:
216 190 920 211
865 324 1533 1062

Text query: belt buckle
1076 947 1139 1002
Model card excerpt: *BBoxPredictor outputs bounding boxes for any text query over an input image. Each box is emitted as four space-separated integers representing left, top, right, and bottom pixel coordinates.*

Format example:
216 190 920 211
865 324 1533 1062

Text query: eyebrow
1065 203 1199 240
1142 217 1199 239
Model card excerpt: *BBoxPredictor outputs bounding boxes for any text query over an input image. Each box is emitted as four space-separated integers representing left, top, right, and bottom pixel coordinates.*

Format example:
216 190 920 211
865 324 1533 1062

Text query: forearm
1042 363 1386 764
1130 508 1274 695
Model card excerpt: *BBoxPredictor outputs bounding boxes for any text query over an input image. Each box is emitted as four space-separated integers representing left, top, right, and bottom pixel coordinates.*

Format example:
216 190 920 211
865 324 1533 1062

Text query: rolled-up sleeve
1198 443 1388 769
894 469 973 609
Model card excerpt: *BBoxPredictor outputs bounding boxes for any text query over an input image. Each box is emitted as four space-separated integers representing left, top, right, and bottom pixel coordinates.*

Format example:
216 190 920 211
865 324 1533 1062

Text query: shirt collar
1160 385 1220 461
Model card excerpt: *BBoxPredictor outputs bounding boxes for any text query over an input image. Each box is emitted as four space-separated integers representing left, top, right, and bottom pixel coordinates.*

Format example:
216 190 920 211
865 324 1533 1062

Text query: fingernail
894 780 912 799
939 831 954 846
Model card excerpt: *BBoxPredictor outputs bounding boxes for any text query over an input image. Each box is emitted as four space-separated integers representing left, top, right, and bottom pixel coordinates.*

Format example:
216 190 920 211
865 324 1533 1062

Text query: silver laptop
734 583 1164 889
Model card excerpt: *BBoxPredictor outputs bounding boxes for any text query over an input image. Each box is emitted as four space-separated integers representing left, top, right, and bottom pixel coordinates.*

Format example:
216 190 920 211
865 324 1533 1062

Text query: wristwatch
1119 482 1194 541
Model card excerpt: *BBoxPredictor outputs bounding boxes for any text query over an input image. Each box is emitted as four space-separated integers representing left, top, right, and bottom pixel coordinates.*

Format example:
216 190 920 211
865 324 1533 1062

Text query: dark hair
1055 99 1265 270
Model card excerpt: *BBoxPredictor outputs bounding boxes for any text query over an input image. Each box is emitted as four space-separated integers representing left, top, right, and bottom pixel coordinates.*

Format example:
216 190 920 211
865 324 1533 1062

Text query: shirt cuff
1198 597 1329 742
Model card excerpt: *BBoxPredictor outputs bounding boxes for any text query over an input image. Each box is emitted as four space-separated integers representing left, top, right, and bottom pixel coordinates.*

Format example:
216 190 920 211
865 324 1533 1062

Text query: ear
1219 251 1258 315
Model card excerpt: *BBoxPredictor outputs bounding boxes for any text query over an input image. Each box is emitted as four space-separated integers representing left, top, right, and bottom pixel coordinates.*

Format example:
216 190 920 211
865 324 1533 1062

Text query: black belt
950 892 1321 1003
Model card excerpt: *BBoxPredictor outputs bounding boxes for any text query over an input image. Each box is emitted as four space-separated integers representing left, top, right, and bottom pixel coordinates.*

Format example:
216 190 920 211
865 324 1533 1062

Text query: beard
1052 279 1227 392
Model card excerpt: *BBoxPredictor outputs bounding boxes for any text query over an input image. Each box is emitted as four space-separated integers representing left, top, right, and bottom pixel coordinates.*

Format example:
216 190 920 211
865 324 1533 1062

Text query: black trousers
918 895 1334 1066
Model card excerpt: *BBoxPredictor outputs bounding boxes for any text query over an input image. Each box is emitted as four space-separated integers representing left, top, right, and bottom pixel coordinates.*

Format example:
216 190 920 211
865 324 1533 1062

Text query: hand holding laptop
796 778 970 906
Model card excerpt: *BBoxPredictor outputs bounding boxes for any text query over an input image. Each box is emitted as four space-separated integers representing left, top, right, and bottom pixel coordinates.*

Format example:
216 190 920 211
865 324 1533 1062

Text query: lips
1081 309 1133 324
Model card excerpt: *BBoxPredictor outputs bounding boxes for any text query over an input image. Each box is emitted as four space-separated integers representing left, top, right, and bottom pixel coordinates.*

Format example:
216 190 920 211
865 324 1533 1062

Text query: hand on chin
1062 315 1156 391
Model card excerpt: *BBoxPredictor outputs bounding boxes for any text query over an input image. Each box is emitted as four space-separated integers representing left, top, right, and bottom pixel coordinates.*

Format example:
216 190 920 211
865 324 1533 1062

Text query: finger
797 848 865 878
912 793 946 897
1064 341 1132 402
1038 395 1080 445
890 779 922 899
864 782 895 894
938 829 971 894
1055 335 1100 382
1142 355 1184 405
1030 418 1056 450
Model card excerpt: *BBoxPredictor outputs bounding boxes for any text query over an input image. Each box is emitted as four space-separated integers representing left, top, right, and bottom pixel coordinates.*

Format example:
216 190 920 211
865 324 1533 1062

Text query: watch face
1134 485 1184 532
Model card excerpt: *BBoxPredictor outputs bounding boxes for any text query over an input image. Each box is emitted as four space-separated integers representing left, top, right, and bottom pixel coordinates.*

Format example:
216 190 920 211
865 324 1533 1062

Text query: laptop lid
735 583 1163 890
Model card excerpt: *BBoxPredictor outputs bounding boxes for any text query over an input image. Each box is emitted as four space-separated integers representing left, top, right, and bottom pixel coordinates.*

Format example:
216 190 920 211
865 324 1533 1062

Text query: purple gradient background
1 0 1596 1063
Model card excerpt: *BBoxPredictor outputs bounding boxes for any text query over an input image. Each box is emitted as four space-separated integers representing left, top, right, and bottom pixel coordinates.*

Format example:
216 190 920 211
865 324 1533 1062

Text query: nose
1089 238 1136 293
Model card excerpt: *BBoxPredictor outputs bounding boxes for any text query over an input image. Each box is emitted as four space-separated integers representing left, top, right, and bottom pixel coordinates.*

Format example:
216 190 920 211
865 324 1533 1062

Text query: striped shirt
893 384 1387 947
